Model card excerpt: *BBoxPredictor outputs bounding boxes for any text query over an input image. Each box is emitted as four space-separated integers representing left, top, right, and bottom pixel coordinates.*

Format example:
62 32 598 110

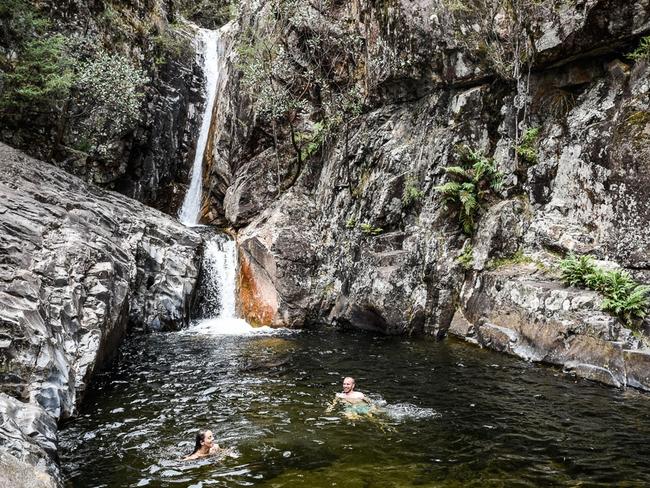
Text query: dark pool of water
60 329 650 487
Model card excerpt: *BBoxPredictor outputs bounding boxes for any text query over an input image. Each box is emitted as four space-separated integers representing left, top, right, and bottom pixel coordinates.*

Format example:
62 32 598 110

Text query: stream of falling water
177 25 263 335
178 27 225 227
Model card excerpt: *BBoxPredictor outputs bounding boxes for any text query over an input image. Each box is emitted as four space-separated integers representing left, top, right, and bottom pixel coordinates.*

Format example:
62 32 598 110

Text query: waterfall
177 26 277 335
187 232 260 335
193 234 238 320
188 233 261 334
178 28 224 226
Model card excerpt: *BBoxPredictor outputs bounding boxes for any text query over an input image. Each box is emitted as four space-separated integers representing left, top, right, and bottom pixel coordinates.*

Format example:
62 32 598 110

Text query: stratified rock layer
0 143 202 483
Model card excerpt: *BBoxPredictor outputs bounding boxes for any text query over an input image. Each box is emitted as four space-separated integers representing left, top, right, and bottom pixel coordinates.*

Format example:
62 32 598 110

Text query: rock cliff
0 144 202 484
200 0 650 384
0 0 215 212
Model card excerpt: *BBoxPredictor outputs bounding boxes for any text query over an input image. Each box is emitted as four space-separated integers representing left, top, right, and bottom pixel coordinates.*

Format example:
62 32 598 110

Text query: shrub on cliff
0 34 74 113
628 36 650 63
434 146 503 235
178 0 237 29
74 53 148 146
0 0 149 162
515 127 540 165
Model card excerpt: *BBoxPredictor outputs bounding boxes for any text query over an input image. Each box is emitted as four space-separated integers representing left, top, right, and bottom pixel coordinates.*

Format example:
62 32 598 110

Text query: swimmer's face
202 430 214 448
342 378 355 393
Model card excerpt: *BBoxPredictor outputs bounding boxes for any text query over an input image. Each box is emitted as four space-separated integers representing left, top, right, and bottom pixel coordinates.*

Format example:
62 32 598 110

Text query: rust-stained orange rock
238 251 279 326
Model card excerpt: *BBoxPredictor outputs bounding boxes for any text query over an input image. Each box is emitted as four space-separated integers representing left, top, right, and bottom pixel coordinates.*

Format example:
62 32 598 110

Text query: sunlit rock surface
0 143 202 483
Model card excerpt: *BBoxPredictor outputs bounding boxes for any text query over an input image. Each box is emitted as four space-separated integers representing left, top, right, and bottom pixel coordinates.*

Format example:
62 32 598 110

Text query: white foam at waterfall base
186 317 282 336
183 236 294 336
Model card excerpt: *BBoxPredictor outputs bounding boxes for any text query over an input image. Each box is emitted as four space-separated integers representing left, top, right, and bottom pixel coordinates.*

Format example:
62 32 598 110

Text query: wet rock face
237 193 322 327
0 143 202 483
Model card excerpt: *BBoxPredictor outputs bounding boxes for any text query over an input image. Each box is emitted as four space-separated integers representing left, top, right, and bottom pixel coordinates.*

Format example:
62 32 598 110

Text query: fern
599 270 636 300
444 166 470 179
559 253 596 287
359 223 383 236
457 244 473 270
401 176 424 209
602 285 650 325
628 36 650 63
559 254 650 328
515 127 540 165
434 145 504 235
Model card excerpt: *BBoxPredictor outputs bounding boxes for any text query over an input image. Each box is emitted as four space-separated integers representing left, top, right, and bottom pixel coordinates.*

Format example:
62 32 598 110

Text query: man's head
342 377 355 393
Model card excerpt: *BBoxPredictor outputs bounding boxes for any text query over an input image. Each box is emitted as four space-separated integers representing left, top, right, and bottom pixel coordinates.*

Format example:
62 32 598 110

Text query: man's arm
325 396 342 412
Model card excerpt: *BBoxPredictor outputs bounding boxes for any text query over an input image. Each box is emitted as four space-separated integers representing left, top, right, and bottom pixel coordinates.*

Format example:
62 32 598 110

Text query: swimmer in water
183 430 221 460
337 377 366 403
326 377 394 431
326 377 373 415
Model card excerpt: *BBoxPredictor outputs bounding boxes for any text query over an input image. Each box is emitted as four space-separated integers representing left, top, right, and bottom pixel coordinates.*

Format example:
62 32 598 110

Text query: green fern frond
444 166 470 179
434 182 462 194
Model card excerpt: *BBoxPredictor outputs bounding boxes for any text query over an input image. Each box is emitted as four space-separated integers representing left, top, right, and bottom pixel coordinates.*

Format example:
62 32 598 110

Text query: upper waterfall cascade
178 28 226 226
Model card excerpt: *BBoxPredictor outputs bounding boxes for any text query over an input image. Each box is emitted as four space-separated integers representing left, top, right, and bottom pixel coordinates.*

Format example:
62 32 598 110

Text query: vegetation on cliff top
0 0 188 170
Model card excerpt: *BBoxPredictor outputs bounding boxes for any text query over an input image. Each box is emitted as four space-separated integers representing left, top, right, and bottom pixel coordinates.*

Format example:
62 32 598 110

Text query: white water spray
178 28 224 226
198 236 238 319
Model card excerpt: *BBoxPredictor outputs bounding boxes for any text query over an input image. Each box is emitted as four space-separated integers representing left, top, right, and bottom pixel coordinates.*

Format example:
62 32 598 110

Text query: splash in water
357 395 439 422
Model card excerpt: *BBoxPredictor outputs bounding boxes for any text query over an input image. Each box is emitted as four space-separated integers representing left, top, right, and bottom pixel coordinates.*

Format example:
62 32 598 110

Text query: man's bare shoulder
337 391 365 401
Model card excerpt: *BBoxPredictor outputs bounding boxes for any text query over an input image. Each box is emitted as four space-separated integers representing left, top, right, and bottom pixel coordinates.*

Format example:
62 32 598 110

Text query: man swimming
327 377 393 430
325 376 373 417
336 377 366 403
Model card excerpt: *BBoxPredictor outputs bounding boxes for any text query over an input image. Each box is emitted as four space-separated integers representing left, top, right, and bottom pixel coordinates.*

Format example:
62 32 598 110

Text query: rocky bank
0 144 202 485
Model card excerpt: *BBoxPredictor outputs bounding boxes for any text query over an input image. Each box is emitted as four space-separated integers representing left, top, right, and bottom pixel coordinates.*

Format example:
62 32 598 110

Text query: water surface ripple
60 331 650 487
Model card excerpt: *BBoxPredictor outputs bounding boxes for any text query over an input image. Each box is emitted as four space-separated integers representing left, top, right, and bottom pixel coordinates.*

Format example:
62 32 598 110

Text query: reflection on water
60 330 650 487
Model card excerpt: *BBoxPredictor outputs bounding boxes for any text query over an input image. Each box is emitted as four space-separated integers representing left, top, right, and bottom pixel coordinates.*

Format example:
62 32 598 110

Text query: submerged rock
0 143 202 484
